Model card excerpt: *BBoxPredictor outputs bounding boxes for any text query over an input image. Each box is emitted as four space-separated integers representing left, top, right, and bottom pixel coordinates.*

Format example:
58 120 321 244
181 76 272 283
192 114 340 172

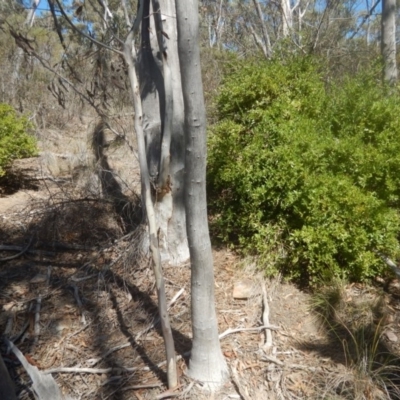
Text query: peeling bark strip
151 0 173 193
175 0 229 388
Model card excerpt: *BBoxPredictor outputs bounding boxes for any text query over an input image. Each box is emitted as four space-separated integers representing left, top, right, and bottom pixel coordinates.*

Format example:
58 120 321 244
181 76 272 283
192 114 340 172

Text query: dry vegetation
2 122 400 399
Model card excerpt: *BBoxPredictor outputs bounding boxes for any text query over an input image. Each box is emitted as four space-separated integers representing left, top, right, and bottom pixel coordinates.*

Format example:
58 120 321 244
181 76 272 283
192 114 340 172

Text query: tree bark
139 0 189 266
175 0 228 389
381 0 398 85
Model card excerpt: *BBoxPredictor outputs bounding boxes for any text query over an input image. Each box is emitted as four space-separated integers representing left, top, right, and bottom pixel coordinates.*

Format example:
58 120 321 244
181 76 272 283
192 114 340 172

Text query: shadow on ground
0 161 191 399
296 284 400 399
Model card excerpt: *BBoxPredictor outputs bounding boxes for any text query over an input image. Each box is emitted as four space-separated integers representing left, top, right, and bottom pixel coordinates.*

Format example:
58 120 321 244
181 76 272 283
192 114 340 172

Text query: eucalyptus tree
176 0 228 386
199 0 226 48
198 0 380 71
10 0 228 389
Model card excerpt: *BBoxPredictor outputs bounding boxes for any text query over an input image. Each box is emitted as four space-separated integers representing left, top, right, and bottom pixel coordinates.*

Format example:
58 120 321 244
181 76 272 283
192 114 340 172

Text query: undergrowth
207 56 400 284
0 103 37 177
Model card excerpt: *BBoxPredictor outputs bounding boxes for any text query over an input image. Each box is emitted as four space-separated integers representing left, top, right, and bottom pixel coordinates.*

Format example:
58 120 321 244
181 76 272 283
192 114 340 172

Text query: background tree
381 0 398 84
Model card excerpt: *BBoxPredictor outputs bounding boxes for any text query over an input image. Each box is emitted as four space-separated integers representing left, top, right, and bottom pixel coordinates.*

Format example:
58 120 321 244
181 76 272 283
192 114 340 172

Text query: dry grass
309 279 400 399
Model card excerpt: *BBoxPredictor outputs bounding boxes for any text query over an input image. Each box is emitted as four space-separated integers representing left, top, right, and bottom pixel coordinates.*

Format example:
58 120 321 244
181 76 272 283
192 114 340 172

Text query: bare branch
53 0 123 55
0 236 34 262
349 0 381 40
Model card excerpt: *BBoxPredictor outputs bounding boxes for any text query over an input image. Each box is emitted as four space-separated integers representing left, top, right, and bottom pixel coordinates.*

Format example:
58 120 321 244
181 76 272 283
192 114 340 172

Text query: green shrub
0 103 37 176
207 58 400 284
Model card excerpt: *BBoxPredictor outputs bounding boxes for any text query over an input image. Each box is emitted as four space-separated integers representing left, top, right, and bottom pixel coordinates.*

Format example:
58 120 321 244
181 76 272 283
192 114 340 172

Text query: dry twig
154 384 183 399
70 284 86 325
168 288 185 310
219 325 279 340
261 282 273 348
32 295 42 348
86 343 133 367
230 362 252 400
0 236 34 262
135 288 186 340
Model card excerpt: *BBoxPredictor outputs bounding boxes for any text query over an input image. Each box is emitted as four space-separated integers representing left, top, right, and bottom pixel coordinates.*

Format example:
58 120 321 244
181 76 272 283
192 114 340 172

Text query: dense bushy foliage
0 103 37 176
207 58 400 284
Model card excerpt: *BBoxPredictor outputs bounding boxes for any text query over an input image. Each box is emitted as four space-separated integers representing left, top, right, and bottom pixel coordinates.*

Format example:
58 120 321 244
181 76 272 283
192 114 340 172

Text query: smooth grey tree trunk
139 0 189 266
381 0 398 85
175 0 229 389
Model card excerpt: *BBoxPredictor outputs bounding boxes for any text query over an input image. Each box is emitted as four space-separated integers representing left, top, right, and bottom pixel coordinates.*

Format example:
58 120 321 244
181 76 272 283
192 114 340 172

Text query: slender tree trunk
281 0 293 37
252 0 272 57
381 0 397 85
175 0 228 388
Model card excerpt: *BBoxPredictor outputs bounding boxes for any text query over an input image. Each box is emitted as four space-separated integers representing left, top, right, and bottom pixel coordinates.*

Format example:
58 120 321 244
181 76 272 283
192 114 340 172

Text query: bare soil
2 124 400 399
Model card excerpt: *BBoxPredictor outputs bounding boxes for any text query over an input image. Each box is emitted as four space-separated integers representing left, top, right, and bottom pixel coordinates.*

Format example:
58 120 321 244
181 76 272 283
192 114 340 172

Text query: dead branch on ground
262 282 273 348
219 325 279 340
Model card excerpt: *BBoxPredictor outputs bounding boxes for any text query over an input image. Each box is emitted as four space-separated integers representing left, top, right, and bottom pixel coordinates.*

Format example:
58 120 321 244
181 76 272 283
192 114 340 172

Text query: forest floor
2 123 400 399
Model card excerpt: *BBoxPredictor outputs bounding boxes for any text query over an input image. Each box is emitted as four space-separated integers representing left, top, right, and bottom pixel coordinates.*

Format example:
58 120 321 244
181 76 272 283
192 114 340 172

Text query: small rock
233 279 254 299
385 330 398 342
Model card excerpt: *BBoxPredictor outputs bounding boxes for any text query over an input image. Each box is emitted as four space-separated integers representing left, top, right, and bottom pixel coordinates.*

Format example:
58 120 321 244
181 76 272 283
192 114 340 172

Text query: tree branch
349 0 381 40
53 0 123 55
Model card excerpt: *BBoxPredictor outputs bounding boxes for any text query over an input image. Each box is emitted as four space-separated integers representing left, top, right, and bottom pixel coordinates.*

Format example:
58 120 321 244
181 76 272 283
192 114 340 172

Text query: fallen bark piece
5 338 64 400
